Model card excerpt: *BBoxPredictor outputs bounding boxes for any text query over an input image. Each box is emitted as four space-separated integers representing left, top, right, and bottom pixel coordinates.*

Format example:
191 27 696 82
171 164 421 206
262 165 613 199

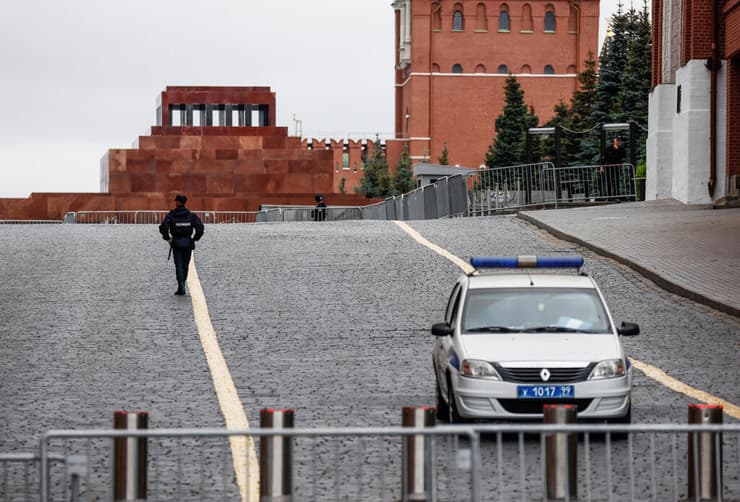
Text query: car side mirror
618 321 640 337
431 322 453 337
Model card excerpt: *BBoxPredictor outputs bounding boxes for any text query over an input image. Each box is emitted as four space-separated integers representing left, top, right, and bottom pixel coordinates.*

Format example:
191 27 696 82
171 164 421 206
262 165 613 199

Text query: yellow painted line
394 221 740 419
394 221 475 274
187 257 259 501
629 358 740 419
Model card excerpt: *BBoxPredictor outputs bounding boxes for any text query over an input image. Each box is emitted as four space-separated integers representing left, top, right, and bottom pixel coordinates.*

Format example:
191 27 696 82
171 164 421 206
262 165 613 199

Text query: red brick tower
390 0 599 169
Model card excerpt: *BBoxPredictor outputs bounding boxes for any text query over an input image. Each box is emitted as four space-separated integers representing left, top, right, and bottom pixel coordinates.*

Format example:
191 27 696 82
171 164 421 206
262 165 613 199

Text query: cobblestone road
1 218 738 500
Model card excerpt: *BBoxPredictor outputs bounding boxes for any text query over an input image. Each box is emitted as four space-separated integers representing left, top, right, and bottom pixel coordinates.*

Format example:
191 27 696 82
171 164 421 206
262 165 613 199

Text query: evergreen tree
484 76 537 168
438 142 449 165
393 147 415 194
579 3 633 164
359 137 391 198
620 2 651 163
568 54 599 165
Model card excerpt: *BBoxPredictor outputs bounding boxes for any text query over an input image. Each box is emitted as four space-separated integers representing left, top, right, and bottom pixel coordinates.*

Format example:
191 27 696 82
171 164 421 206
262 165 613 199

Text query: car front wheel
447 378 464 423
435 379 449 421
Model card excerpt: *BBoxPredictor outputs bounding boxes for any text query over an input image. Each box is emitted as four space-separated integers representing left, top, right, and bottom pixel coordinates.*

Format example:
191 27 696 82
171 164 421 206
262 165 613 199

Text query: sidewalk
519 199 740 318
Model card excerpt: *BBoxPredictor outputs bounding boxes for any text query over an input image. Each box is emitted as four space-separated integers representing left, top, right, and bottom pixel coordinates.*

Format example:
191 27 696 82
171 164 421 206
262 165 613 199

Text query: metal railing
0 219 62 224
3 423 736 501
69 211 260 224
361 174 469 221
256 206 363 222
468 163 638 215
8 162 641 226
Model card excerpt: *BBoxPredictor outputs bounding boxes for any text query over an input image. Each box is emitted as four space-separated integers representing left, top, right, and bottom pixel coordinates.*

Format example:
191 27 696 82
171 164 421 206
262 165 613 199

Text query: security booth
412 163 479 188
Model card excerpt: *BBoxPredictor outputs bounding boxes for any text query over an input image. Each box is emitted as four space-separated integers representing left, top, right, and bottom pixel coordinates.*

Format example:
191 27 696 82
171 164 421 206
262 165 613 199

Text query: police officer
600 135 626 200
159 194 204 295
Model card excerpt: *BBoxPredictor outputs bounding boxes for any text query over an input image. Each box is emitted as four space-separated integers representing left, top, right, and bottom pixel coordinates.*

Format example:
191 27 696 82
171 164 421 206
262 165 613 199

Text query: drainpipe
428 2 438 162
708 0 719 198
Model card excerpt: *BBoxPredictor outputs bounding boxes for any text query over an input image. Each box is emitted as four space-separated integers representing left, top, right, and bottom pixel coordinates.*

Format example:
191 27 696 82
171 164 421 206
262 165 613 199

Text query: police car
431 255 639 423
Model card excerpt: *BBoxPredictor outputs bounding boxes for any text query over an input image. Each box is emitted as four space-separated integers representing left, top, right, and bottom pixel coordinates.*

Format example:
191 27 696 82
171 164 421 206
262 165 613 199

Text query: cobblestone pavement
1 217 738 500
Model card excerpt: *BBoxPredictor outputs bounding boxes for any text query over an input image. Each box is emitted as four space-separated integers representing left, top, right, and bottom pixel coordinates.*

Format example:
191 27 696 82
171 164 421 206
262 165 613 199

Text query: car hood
460 333 621 365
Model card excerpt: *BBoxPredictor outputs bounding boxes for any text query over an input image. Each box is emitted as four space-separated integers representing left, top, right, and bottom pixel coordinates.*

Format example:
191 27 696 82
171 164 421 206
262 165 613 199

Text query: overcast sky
0 0 644 197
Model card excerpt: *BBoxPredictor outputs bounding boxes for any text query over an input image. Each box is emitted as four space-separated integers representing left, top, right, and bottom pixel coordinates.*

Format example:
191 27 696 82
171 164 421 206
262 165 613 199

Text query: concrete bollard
260 408 294 501
544 404 577 501
401 406 435 502
113 411 148 501
688 404 723 501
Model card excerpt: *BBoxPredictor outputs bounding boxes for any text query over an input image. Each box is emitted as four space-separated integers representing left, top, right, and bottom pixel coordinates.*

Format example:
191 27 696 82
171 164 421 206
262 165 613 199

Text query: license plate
517 385 574 399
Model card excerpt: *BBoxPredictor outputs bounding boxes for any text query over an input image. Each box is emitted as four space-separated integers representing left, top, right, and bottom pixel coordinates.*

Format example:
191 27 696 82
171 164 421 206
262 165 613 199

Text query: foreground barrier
24 413 738 501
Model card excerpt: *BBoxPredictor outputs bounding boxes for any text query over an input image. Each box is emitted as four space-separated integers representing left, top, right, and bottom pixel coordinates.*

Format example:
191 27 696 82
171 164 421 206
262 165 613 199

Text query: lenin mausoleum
0 87 375 220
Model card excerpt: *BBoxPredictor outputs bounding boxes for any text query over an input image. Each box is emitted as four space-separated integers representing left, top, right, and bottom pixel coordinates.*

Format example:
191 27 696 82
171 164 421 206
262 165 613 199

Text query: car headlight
461 359 501 380
589 359 625 380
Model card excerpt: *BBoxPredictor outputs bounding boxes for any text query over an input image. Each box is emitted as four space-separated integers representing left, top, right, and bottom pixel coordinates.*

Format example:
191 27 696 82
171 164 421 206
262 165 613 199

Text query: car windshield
462 288 612 334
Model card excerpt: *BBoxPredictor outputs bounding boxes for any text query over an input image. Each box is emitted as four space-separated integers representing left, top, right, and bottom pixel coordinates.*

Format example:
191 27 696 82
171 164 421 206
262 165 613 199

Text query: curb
517 212 740 319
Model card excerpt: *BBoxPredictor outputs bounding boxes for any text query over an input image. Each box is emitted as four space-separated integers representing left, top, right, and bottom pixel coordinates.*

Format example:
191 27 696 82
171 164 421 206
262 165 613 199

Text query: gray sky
0 0 642 197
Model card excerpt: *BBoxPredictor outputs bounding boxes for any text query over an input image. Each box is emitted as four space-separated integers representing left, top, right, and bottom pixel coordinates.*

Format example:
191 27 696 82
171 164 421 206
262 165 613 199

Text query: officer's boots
175 281 186 296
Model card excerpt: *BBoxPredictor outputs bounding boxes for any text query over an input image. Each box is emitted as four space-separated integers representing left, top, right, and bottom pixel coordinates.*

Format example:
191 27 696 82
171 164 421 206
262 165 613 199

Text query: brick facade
392 0 599 169
650 0 740 200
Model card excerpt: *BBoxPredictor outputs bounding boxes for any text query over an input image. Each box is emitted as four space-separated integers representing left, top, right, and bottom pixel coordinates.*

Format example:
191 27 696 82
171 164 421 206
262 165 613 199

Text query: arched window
521 4 533 32
452 63 464 73
453 3 464 31
432 63 441 72
568 5 577 33
432 2 441 31
497 64 509 74
475 64 487 73
544 64 555 74
520 64 532 74
544 5 556 32
498 4 510 31
475 3 488 31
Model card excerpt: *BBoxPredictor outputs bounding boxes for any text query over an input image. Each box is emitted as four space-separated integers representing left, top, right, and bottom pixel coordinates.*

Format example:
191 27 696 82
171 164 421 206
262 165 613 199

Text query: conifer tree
393 147 415 194
568 54 599 165
485 76 537 168
438 142 449 165
359 137 391 198
620 3 651 163
580 3 632 163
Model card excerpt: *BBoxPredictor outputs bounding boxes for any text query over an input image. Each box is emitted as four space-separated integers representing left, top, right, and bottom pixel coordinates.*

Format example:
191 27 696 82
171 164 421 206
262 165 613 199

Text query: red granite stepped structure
0 86 373 220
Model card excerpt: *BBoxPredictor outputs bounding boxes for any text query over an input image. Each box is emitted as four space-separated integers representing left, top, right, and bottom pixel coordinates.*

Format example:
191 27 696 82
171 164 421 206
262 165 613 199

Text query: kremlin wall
0 87 382 220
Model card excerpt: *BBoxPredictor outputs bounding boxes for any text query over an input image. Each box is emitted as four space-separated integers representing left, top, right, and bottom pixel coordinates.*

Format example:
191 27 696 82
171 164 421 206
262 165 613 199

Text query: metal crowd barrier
2 421 735 501
68 211 260 224
360 174 469 221
468 163 638 215
0 219 62 224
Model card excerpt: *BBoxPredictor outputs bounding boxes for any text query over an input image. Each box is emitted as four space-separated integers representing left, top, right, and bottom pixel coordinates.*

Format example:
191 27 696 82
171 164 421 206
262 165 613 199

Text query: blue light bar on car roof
470 255 584 269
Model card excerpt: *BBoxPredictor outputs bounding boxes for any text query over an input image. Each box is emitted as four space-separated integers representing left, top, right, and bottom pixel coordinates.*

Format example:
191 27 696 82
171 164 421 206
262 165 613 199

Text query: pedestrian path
519 199 740 317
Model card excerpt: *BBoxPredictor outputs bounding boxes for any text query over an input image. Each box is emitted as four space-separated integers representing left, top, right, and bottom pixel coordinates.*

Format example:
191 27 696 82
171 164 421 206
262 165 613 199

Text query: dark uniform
312 194 327 222
159 195 204 295
600 137 626 200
